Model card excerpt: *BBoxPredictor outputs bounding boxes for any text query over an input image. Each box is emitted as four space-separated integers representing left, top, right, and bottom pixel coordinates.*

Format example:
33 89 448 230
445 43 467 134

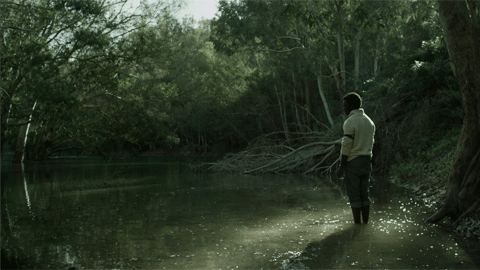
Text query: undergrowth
389 127 480 241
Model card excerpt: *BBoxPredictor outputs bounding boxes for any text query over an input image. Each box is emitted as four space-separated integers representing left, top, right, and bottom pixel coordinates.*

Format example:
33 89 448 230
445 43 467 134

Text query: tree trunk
13 125 29 163
324 55 345 110
305 77 311 129
1 102 12 151
12 101 37 163
274 72 290 143
316 73 334 127
335 0 347 96
374 46 380 77
427 1 480 224
1 61 34 152
282 82 289 140
292 72 305 133
354 27 362 91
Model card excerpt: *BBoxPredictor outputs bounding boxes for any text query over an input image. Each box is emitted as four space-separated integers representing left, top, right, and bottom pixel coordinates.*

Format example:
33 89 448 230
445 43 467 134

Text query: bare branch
193 132 342 175
257 47 305 53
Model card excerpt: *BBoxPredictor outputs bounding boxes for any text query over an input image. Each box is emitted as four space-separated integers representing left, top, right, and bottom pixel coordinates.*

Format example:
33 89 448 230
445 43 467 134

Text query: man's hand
337 154 349 179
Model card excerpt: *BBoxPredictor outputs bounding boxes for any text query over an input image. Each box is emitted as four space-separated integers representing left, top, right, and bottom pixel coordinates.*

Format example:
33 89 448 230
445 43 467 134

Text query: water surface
1 159 479 269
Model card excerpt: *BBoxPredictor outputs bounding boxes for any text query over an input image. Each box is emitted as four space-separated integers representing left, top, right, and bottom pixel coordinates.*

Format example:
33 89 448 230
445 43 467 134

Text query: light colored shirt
341 108 375 162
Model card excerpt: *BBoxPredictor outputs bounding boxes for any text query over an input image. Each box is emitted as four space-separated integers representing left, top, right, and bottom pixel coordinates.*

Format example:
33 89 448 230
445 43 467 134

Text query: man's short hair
343 92 362 109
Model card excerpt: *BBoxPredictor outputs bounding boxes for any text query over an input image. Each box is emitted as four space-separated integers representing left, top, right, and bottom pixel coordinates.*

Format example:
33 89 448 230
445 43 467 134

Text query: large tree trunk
427 1 480 224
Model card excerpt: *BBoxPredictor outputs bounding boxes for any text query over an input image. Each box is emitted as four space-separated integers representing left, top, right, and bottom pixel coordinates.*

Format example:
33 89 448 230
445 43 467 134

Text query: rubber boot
362 205 370 224
352 207 362 224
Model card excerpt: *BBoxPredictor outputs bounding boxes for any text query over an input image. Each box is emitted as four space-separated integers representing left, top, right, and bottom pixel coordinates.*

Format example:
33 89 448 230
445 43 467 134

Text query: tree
112 14 252 154
1 0 120 157
427 1 480 225
0 0 172 160
212 0 341 136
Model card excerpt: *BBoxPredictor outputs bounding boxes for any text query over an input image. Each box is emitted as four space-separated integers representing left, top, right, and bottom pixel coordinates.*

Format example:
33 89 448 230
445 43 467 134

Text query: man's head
343 92 362 115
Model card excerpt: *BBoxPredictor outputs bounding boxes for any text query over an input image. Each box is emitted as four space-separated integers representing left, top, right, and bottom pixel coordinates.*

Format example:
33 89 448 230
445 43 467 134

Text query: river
1 159 479 269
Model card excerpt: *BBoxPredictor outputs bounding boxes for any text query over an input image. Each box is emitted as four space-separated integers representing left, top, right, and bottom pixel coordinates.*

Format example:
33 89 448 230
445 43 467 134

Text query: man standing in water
337 92 375 224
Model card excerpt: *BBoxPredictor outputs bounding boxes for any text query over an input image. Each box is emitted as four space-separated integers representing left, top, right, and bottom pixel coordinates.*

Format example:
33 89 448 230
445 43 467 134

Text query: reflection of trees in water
2 162 184 269
0 162 353 269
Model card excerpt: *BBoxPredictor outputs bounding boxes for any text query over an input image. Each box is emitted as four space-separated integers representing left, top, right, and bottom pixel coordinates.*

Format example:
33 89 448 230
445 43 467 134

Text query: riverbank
388 128 480 242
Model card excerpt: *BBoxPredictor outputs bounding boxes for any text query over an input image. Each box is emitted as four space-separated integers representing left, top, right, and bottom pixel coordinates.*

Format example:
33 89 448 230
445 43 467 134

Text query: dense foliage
1 0 461 166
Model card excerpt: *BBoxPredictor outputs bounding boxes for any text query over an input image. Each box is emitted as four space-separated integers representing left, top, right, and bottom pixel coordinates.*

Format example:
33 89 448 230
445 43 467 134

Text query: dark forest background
1 0 462 172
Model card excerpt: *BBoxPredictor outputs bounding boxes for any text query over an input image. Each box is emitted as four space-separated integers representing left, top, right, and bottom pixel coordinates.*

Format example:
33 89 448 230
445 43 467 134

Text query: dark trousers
345 156 372 208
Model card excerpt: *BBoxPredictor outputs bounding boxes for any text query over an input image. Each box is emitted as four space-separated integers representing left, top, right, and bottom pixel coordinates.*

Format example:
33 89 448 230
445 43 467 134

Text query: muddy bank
388 140 480 243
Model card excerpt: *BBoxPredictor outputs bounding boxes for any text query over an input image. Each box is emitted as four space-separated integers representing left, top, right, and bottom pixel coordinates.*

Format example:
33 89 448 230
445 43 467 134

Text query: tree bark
274 72 290 143
427 1 480 224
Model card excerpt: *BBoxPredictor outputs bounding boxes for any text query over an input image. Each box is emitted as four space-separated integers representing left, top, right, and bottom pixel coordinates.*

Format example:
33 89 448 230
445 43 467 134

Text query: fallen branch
242 140 340 174
304 145 337 174
194 133 342 175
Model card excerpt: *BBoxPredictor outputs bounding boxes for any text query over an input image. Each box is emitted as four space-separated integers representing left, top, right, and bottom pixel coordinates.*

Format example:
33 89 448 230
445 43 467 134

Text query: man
337 92 375 224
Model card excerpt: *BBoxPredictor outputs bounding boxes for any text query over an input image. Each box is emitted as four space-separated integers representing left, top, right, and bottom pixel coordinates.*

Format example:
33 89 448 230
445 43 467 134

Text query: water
1 159 479 269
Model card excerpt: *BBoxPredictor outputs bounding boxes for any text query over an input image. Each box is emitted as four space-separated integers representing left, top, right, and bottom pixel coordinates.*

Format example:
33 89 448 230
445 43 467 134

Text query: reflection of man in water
337 92 375 224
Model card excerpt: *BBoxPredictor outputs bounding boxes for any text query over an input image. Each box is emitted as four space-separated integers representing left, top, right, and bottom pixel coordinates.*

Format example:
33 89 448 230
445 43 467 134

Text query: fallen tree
194 132 341 174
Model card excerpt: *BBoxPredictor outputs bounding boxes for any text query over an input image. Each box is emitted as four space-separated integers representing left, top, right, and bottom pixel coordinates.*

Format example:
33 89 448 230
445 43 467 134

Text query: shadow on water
1 160 479 269
281 225 360 269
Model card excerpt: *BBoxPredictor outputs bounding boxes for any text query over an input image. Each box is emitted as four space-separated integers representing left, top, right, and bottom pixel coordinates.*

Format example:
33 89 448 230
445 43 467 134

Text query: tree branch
242 139 341 174
258 47 305 53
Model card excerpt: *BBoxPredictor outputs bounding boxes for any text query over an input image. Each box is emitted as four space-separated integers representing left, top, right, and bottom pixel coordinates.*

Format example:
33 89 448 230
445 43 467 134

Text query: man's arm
337 118 353 178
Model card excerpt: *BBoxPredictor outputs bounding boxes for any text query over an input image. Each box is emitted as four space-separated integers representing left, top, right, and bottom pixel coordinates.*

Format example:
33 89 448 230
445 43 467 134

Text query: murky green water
1 159 479 269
